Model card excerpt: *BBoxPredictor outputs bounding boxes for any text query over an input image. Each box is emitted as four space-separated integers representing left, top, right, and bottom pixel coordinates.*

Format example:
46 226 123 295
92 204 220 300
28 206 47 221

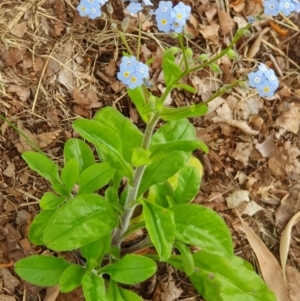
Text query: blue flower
155 1 173 15
263 0 280 16
127 74 143 89
257 80 278 97
77 3 90 17
248 70 266 88
247 16 255 23
135 62 149 78
279 0 296 16
127 2 143 14
156 13 172 32
121 56 138 67
170 6 188 25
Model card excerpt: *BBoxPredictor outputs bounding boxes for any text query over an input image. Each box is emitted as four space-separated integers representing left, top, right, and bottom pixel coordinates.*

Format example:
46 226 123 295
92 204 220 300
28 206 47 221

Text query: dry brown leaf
44 286 60 301
36 129 62 149
0 294 16 301
10 21 28 38
1 47 26 67
3 162 15 178
280 211 300 281
275 103 300 134
104 59 116 78
232 142 253 165
247 27 270 59
218 10 235 35
268 156 286 178
286 266 300 301
199 23 220 44
238 214 291 301
7 85 30 102
256 134 278 158
269 21 289 36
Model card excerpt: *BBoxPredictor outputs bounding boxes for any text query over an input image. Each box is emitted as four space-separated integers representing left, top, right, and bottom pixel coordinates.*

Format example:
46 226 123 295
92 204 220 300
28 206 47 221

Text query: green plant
13 7 277 301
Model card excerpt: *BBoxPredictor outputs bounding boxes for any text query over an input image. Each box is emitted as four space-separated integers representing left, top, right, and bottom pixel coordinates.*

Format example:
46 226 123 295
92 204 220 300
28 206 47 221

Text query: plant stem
159 24 251 104
112 112 160 247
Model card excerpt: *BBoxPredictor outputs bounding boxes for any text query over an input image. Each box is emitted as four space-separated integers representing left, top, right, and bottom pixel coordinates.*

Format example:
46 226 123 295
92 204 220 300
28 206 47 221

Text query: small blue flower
264 69 279 87
156 1 173 15
127 74 143 89
171 22 184 33
248 70 266 88
156 13 172 32
279 0 296 16
247 16 255 23
174 2 191 17
77 3 90 17
121 56 138 67
170 6 188 25
257 80 278 97
127 2 143 14
135 62 149 78
87 5 102 19
263 0 280 16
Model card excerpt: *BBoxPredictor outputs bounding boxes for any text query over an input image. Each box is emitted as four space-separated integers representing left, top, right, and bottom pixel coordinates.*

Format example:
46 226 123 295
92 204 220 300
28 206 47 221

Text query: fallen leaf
199 22 220 44
3 162 15 178
10 21 28 38
232 142 253 165
247 28 270 59
241 200 263 216
275 103 300 134
256 134 278 158
226 190 250 209
280 211 300 281
286 266 300 301
218 10 235 35
237 213 291 301
1 268 20 293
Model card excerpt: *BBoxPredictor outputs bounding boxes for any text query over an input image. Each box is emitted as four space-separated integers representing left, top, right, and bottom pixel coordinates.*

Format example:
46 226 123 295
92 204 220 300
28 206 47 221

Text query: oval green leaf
78 163 115 194
22 151 60 186
142 200 175 261
190 251 276 301
170 204 233 257
82 272 107 301
43 194 118 251
59 264 86 293
61 158 79 193
101 254 157 285
29 210 55 245
73 119 133 180
64 138 95 173
39 192 66 210
138 151 189 196
15 255 70 287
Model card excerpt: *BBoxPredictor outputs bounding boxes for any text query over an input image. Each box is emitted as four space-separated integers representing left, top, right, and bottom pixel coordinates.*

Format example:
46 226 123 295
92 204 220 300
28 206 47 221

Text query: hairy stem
112 112 160 247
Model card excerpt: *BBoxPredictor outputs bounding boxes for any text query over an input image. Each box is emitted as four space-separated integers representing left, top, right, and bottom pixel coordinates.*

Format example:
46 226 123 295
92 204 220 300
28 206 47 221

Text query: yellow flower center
123 71 130 78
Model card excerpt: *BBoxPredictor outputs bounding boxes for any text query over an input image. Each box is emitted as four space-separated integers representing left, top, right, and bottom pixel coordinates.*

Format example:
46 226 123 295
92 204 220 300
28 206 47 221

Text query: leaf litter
0 0 300 300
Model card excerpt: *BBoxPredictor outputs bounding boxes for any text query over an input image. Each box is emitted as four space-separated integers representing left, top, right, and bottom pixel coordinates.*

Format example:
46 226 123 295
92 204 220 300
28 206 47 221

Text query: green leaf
94 107 144 163
81 234 111 270
22 152 60 186
170 204 233 257
15 255 70 287
174 241 194 276
39 192 66 210
107 280 123 301
172 165 201 204
61 158 79 193
28 210 55 245
127 86 149 123
190 251 276 301
151 119 197 144
198 53 211 61
82 272 107 301
100 254 157 285
162 48 182 86
163 58 182 86
78 163 115 194
147 182 174 208
43 194 118 251
210 63 222 73
73 119 133 180
119 288 143 301
131 147 152 167
160 103 208 121
64 138 95 173
59 264 86 293
138 151 189 196
51 183 69 197
142 200 175 261
149 140 204 162
173 83 196 93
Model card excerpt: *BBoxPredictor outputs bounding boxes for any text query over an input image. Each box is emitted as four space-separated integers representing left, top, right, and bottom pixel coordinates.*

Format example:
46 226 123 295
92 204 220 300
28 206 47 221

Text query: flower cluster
263 0 300 16
117 56 149 89
154 1 191 33
248 64 279 97
77 0 108 19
